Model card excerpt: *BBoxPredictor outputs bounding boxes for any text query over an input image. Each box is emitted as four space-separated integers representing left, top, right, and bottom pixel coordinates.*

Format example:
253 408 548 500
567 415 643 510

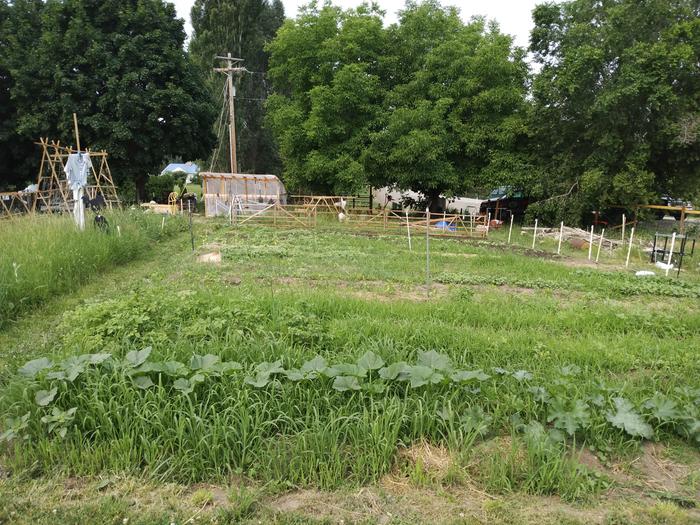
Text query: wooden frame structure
31 138 120 214
231 202 488 239
0 191 33 219
633 204 700 235
287 194 371 214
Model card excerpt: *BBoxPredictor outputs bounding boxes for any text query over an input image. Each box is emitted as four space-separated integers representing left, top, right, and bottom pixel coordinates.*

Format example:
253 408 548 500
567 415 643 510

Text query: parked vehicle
656 196 693 219
479 186 529 221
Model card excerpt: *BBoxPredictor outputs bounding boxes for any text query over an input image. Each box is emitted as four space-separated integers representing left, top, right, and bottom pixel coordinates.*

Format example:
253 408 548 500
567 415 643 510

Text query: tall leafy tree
2 0 216 197
365 1 531 207
266 1 530 201
530 0 700 223
266 2 387 193
189 0 284 174
0 0 43 189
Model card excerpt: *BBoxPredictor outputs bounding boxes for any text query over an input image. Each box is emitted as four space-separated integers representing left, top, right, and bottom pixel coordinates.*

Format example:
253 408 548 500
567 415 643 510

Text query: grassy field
0 211 185 327
0 217 699 524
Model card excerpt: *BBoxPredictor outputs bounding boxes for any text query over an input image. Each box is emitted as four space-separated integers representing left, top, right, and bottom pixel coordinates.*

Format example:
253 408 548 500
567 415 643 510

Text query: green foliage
0 212 185 326
0 0 216 194
267 2 532 199
145 174 176 203
606 397 654 439
0 413 29 444
530 0 700 220
5 342 698 483
366 5 532 204
1 224 699 496
266 3 386 193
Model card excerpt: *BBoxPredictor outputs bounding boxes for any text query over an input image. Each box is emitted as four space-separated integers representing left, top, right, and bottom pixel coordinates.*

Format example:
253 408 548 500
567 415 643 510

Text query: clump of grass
0 211 184 326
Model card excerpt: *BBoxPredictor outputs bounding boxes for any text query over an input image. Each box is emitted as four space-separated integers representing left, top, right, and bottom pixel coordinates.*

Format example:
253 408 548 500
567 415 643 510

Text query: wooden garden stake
486 212 491 235
507 214 514 244
595 228 605 263
531 219 538 250
588 225 594 260
73 113 81 152
557 221 564 254
621 214 626 247
625 227 635 268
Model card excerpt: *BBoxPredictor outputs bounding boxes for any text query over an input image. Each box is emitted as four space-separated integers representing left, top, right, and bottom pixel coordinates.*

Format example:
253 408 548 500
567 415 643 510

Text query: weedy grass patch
0 211 185 326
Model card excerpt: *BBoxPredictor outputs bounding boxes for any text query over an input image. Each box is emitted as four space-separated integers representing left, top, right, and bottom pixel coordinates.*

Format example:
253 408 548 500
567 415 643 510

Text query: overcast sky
171 0 541 49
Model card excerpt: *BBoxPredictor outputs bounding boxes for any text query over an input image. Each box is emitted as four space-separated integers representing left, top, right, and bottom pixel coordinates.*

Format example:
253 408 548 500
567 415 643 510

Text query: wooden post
621 214 626 247
625 227 635 268
595 228 605 263
406 210 412 252
73 113 81 152
588 225 594 260
507 214 514 244
531 219 538 250
486 212 491 236
666 232 676 277
557 221 564 254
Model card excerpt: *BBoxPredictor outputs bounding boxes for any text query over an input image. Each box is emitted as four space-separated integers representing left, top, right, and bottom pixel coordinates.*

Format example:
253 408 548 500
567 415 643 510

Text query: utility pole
214 54 247 174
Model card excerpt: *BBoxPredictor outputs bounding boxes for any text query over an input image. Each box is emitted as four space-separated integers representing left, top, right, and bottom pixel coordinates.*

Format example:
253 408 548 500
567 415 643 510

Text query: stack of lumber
522 226 623 249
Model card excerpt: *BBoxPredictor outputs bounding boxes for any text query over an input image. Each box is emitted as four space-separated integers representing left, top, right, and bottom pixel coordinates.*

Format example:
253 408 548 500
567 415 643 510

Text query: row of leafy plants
436 272 700 299
3 349 698 447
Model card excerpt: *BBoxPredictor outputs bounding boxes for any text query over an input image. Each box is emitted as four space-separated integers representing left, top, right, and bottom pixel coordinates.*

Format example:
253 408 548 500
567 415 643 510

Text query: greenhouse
200 172 287 217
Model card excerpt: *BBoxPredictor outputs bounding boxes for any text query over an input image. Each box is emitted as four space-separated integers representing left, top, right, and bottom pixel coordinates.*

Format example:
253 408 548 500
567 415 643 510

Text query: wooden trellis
32 138 120 214
0 191 33 219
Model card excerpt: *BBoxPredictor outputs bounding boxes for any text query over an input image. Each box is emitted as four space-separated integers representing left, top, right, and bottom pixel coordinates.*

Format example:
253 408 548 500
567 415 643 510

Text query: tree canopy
0 0 216 197
266 0 531 203
189 0 284 175
529 0 700 223
366 2 531 204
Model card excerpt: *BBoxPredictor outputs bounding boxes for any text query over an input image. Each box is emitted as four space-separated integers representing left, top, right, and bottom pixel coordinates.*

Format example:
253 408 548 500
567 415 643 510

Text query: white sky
171 0 540 49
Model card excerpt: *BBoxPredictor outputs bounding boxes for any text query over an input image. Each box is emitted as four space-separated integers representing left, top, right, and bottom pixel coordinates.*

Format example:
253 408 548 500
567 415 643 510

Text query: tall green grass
0 211 184 326
1 225 698 502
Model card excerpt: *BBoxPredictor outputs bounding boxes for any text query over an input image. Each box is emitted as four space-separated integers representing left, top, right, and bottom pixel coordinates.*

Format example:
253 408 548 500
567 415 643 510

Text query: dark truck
655 196 693 219
479 186 529 222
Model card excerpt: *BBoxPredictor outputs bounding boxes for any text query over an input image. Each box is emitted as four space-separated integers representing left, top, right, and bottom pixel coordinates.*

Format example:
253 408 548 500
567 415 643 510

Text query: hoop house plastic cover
201 172 287 217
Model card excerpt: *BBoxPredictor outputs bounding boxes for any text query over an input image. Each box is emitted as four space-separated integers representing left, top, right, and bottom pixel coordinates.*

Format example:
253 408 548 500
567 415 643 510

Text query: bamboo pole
625 227 635 268
588 226 594 260
595 228 605 263
557 221 564 254
531 219 538 250
73 113 81 152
